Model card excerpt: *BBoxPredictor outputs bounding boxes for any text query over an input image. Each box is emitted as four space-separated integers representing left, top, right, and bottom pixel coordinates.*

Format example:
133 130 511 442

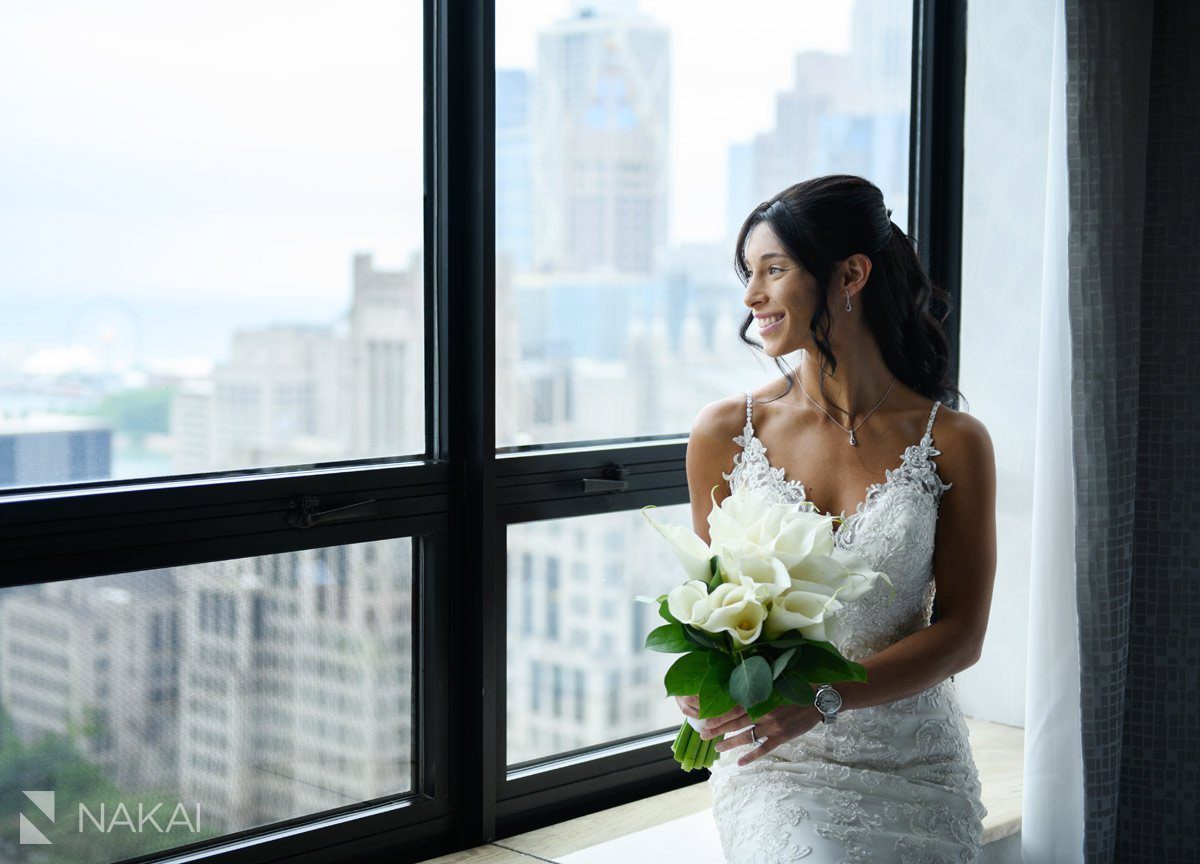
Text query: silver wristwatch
813 683 842 723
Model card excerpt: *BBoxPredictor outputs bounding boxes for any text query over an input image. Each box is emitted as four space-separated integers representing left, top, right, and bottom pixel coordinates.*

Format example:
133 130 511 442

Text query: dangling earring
845 289 852 312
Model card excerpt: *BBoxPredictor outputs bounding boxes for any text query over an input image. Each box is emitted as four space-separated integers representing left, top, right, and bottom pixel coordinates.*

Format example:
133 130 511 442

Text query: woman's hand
675 695 700 718
700 703 822 767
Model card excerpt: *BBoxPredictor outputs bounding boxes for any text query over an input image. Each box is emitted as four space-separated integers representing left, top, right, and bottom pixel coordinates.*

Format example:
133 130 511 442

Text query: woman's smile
758 313 785 335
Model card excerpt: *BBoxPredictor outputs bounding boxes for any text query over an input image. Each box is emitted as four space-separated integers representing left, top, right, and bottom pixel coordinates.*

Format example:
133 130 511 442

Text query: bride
677 175 996 863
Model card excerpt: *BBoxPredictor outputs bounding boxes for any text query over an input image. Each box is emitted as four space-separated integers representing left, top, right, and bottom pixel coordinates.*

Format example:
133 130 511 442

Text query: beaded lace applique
710 391 987 864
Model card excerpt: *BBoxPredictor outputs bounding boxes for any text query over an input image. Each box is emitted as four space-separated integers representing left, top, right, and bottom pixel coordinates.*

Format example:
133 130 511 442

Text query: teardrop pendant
849 430 857 446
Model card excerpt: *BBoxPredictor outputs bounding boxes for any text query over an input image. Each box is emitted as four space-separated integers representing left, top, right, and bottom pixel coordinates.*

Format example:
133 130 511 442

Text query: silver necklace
797 366 898 446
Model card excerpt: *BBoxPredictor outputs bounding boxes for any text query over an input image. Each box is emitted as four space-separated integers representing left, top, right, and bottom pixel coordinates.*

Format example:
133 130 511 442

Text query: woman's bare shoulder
929 403 995 488
690 390 751 447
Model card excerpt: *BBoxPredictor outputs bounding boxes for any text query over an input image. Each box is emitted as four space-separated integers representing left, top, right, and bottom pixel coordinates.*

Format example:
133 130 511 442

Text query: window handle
286 496 378 529
581 464 629 494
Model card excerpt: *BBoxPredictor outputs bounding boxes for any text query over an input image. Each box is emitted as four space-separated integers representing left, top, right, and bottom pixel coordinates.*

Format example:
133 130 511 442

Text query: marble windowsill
420 716 1025 864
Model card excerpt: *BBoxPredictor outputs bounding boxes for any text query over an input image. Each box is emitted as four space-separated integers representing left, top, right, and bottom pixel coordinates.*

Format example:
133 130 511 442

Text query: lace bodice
721 391 954 662
708 391 988 864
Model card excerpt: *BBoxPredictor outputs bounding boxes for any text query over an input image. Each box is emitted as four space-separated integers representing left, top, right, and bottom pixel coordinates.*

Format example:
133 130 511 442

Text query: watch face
816 687 842 713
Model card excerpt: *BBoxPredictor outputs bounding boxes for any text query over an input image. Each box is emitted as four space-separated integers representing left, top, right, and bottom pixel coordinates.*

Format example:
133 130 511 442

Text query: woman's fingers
714 726 760 753
701 706 748 738
675 695 700 718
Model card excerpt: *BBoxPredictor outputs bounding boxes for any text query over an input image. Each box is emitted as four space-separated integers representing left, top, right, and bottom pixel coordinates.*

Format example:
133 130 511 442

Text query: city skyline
3 2 857 319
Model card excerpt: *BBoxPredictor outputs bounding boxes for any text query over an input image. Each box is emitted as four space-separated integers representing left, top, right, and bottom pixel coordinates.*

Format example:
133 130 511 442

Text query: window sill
420 716 1024 863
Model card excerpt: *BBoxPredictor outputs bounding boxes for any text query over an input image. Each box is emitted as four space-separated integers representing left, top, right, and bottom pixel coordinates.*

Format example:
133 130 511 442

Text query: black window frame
0 0 965 862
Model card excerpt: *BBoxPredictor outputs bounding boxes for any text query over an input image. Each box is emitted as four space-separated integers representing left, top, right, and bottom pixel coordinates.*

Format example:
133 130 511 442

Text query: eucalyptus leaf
746 690 783 721
644 623 693 653
771 648 797 680
728 654 773 708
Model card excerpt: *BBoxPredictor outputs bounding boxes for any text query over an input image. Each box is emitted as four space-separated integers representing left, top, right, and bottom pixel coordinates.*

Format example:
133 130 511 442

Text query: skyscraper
497 68 534 273
532 1 670 275
724 0 913 228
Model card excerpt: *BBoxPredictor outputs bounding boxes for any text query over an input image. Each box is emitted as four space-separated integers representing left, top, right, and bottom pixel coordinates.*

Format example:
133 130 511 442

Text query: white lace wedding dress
708 391 988 864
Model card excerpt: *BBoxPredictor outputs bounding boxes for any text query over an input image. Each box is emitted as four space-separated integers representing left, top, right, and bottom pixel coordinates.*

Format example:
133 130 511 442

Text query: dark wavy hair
734 174 967 413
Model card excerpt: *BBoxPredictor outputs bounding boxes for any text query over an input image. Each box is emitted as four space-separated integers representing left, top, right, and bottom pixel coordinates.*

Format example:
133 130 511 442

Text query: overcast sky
1 1 853 315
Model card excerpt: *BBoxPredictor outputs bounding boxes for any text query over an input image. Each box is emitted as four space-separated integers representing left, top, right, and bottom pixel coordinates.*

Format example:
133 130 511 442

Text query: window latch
581 463 629 494
286 495 378 529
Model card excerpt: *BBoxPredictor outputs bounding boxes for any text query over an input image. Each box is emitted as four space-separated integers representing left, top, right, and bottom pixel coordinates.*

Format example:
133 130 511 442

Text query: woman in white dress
677 175 996 863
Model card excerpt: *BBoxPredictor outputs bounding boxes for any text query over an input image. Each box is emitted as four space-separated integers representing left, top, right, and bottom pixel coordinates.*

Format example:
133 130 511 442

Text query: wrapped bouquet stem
637 483 896 772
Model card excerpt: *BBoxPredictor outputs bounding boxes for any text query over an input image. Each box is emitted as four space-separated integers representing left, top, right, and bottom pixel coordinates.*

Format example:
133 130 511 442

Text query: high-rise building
0 415 111 488
176 544 413 832
532 1 670 275
207 325 344 471
345 252 424 459
725 0 913 225
0 573 180 794
497 68 535 273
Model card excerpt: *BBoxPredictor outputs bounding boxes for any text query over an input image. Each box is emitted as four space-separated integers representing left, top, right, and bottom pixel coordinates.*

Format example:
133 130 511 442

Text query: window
0 0 955 859
957 0 1047 728
1 3 425 490
507 508 689 764
0 538 416 857
496 0 913 448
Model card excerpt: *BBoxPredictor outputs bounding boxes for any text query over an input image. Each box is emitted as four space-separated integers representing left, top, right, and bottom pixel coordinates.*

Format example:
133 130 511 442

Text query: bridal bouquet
638 483 896 772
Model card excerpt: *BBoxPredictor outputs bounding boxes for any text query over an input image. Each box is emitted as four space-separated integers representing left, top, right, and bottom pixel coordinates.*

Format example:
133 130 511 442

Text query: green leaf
707 555 723 592
765 629 810 649
728 654 773 708
644 623 692 653
697 661 737 719
746 690 783 721
681 625 719 650
658 598 679 624
799 643 865 683
664 652 712 696
776 668 815 706
802 639 844 658
771 648 797 679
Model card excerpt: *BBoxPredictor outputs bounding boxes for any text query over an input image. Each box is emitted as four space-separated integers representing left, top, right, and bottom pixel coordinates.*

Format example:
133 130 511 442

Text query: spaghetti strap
923 400 943 445
744 390 754 433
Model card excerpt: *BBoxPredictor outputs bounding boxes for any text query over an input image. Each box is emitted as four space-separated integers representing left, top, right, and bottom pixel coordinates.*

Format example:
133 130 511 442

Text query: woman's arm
684 396 744 547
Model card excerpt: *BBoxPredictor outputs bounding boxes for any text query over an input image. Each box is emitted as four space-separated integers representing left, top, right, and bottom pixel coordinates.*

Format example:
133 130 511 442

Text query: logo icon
20 790 54 845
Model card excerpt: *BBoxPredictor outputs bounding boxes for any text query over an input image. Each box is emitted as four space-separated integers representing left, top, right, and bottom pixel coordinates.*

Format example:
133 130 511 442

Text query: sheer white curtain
1022 0 1084 860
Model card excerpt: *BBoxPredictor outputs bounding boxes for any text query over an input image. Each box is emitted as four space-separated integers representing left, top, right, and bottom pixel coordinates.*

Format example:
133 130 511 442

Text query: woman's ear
842 253 872 290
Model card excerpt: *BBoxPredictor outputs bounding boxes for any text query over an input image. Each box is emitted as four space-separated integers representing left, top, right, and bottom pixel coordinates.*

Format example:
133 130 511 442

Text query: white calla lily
826 546 895 602
770 508 838 560
721 550 792 599
764 586 845 641
667 580 713 626
697 581 769 646
641 504 714 585
707 484 798 551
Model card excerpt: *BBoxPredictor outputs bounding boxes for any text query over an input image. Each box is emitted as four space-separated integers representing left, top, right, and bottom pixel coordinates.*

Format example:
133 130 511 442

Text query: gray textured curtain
1065 1 1199 861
